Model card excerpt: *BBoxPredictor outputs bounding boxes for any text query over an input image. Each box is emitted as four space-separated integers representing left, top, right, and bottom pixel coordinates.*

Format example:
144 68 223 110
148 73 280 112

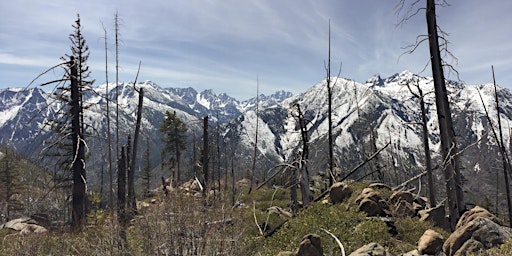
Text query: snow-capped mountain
0 72 510 208
223 71 512 207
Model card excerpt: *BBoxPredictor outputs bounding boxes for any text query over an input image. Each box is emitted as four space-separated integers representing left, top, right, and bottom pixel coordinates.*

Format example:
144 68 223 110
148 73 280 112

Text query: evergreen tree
41 14 93 229
0 147 24 220
141 138 152 198
159 110 187 186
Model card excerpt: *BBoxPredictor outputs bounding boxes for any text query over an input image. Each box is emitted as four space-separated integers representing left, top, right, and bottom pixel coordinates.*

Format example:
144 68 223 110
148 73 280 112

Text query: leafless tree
403 78 436 206
396 0 465 230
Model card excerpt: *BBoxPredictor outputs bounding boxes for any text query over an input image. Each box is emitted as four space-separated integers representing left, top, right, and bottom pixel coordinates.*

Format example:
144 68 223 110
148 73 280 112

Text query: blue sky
1 0 511 100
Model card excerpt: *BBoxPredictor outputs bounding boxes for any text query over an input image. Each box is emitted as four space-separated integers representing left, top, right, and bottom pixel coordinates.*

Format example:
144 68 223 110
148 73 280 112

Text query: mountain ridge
0 71 510 211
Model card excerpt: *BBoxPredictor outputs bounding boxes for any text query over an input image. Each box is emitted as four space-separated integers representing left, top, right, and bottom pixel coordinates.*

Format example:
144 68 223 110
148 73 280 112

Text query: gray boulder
443 216 512 256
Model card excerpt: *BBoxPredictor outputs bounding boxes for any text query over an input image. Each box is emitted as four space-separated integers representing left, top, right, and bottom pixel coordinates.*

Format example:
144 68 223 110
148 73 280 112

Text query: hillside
0 71 511 213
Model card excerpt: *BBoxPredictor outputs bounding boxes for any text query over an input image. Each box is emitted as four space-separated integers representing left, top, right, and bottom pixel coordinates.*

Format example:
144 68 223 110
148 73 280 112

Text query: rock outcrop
443 206 512 256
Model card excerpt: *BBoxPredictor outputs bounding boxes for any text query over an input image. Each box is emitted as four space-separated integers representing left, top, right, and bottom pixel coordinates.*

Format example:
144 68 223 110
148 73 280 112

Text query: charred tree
426 0 464 230
492 66 512 225
202 116 209 196
293 104 313 207
249 77 260 194
70 57 86 230
117 146 127 245
405 79 436 207
129 64 143 217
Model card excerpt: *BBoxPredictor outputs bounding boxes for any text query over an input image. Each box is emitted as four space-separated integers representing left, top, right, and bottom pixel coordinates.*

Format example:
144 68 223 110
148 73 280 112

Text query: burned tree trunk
129 86 144 216
118 146 127 244
202 116 209 196
426 0 464 230
70 57 86 230
294 104 313 207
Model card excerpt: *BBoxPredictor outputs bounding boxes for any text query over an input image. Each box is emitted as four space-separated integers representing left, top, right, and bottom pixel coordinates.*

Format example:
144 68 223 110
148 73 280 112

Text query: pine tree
159 110 188 186
141 138 152 198
0 147 24 220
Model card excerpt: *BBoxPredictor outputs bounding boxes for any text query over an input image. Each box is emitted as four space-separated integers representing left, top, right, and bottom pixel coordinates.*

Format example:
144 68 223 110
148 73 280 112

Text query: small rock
418 229 444 255
19 224 48 235
278 233 323 256
329 182 353 204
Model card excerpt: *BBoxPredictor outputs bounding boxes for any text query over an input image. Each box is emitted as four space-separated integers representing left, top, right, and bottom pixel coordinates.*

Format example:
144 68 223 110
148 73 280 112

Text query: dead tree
492 66 512 225
126 133 134 219
326 20 334 186
70 57 87 230
101 22 114 210
426 0 465 230
129 62 143 217
202 116 209 196
404 78 436 207
117 146 127 246
249 77 260 194
293 104 313 207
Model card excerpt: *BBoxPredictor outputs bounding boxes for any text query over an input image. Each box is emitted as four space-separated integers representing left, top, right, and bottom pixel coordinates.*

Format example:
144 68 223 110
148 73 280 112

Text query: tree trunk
426 0 464 230
102 25 114 211
70 57 86 230
492 66 512 225
327 20 334 186
295 104 313 207
126 134 134 220
249 77 259 194
117 146 127 244
130 87 143 215
417 83 436 207
202 116 209 196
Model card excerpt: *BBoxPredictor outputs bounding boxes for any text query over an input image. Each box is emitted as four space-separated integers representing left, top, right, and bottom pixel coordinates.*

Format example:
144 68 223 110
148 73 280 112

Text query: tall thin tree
326 19 335 186
405 78 436 206
492 66 512 225
101 22 114 210
426 0 464 230
248 76 260 194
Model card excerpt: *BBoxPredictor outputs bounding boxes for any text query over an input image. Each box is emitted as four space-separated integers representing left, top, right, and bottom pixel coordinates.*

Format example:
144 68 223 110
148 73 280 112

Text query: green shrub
259 202 392 255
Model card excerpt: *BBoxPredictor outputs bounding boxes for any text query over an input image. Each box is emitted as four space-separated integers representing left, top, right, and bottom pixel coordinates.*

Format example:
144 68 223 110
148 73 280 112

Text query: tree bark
426 0 464 230
492 66 512 225
130 87 144 215
117 146 127 244
295 104 313 206
70 57 86 230
202 116 209 196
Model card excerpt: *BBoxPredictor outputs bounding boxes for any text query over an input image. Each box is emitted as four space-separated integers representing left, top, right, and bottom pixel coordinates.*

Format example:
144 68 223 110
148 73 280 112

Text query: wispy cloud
1 0 511 98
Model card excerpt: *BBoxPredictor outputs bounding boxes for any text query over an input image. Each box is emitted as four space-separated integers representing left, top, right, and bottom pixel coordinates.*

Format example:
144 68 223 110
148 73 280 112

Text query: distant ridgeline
0 72 511 210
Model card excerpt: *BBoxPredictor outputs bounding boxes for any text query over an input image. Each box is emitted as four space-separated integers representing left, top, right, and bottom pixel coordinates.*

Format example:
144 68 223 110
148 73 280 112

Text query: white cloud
1 0 511 99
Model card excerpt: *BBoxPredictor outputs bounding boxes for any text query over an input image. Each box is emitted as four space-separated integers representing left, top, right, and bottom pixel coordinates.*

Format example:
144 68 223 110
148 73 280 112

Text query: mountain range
1 71 510 211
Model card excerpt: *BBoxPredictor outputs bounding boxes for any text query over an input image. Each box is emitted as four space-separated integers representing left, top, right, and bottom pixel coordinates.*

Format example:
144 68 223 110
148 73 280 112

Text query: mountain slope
1 72 510 210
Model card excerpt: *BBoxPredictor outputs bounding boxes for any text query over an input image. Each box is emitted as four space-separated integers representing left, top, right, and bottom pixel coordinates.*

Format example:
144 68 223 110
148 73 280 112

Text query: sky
1 1 511 100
